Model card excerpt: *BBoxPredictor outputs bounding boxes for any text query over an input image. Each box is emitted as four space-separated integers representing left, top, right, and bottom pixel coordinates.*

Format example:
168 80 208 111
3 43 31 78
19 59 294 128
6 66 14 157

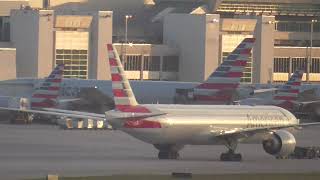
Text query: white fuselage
109 105 298 146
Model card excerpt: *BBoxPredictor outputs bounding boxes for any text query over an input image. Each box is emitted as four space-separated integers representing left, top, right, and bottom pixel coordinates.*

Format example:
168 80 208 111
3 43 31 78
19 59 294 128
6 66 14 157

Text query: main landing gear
158 151 180 159
220 138 242 162
220 150 242 161
154 144 183 160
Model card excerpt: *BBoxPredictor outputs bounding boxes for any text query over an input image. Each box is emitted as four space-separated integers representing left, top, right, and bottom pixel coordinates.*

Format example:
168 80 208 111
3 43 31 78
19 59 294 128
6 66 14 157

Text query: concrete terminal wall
163 13 220 82
10 9 55 78
0 48 16 80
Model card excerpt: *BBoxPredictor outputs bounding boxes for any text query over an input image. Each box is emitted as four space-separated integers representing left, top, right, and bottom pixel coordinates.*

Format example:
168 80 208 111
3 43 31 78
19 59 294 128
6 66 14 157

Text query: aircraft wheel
169 151 180 159
233 153 242 161
158 151 179 160
158 151 167 159
307 149 316 159
220 152 242 161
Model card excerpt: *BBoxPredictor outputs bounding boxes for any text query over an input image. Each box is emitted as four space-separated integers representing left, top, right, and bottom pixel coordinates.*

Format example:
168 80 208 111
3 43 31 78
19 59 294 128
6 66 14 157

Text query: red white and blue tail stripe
194 38 255 104
30 64 64 108
107 44 164 129
273 69 304 110
107 44 153 113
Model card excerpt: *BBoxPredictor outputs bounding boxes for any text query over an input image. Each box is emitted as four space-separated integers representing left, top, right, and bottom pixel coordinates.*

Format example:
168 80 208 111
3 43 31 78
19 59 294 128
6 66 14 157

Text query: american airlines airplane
30 64 67 109
174 38 256 104
0 64 65 109
2 43 320 162
239 70 320 119
0 64 77 123
239 69 304 109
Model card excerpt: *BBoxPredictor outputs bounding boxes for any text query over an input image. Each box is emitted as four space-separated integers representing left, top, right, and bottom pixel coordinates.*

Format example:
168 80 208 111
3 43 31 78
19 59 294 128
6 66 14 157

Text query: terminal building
0 0 320 84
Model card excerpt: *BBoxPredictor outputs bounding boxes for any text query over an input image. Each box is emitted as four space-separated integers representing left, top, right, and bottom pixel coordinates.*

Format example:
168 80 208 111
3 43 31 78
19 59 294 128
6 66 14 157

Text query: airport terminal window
0 18 2 40
311 58 320 73
276 22 320 32
274 57 290 73
217 2 320 16
162 56 179 72
143 56 160 71
314 23 320 32
55 49 88 79
56 50 63 54
292 57 307 72
0 17 10 41
124 55 141 71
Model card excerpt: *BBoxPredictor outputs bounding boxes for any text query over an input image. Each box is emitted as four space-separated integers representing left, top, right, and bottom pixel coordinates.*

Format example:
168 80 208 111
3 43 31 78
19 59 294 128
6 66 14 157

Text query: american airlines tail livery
192 38 255 104
239 69 303 107
239 69 320 115
272 69 304 110
0 64 65 110
0 64 66 123
174 37 276 104
30 64 65 109
1 43 320 161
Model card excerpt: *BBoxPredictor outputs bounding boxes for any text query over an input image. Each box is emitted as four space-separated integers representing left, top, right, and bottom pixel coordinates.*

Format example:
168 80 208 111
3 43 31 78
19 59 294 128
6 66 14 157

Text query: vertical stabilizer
107 44 152 113
31 64 64 108
273 69 304 109
194 38 255 103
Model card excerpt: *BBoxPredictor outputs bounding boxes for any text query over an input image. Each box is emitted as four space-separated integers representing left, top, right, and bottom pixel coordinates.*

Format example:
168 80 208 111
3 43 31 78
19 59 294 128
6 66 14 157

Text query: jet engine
262 130 296 158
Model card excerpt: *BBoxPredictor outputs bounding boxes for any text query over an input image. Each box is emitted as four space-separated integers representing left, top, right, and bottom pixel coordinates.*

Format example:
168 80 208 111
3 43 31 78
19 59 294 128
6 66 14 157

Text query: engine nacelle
262 130 296 157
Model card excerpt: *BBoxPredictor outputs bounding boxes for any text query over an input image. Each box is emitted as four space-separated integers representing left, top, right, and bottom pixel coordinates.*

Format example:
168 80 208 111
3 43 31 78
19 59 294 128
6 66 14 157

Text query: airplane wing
0 106 165 123
253 88 278 95
58 98 81 103
298 100 320 106
213 122 320 139
0 107 105 120
42 107 104 117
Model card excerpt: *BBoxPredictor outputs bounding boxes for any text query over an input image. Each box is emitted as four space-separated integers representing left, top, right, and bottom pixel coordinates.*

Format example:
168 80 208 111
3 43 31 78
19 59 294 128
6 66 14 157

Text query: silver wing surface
0 107 105 120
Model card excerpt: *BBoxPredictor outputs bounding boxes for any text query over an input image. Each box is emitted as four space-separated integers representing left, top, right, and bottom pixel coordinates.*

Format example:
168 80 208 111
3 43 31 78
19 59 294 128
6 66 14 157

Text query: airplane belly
161 115 249 145
163 125 209 144
122 128 167 144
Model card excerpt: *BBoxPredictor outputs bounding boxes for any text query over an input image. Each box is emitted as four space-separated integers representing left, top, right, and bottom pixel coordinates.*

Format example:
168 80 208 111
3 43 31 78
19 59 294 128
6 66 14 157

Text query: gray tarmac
0 123 320 179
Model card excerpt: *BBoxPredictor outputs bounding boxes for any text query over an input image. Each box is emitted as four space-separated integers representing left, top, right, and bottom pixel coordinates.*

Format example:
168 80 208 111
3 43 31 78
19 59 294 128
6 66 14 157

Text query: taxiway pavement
0 123 319 179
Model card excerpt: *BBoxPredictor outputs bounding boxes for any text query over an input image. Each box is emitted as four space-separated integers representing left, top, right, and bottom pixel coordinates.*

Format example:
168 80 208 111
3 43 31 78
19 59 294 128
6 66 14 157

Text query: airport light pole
307 19 317 83
125 15 132 45
123 15 132 66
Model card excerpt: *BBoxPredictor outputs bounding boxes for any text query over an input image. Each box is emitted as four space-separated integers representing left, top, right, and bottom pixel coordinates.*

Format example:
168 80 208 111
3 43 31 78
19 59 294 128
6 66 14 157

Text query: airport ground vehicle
286 146 320 159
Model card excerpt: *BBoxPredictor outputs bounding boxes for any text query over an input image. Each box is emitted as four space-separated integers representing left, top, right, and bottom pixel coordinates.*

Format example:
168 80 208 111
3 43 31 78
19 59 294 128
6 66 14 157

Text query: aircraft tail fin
31 64 64 108
107 44 154 113
194 38 255 102
273 69 304 109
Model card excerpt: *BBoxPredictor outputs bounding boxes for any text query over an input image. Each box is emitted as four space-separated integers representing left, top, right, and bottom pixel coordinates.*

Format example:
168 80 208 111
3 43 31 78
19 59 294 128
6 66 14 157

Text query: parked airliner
101 43 320 161
240 69 320 119
174 38 256 104
2 43 319 161
0 64 82 123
